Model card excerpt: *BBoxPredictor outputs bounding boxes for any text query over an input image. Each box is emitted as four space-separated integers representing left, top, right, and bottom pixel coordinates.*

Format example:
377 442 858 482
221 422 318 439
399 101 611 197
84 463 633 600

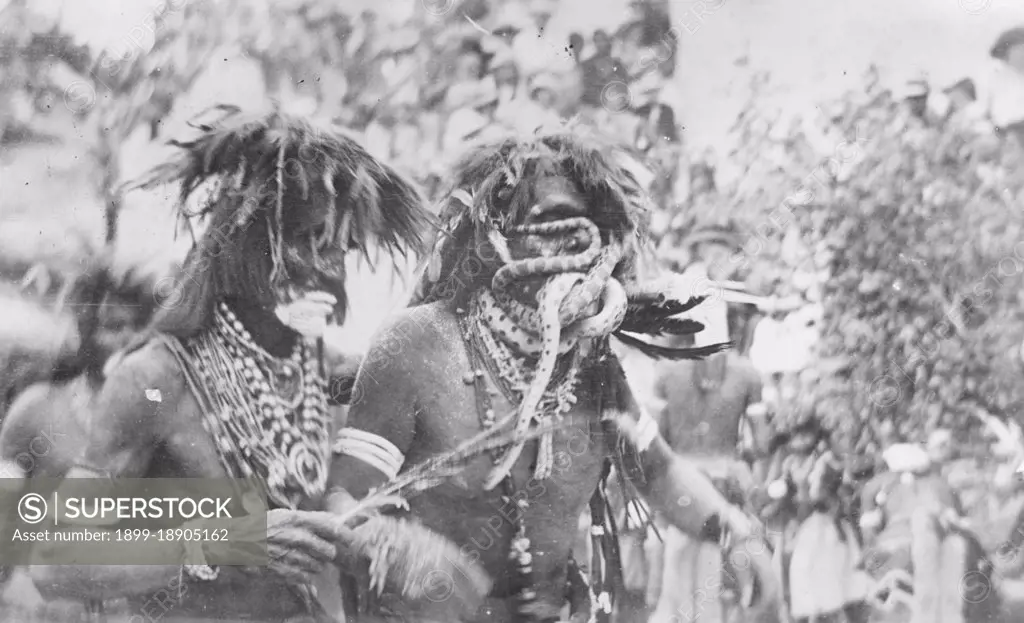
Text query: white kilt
788 512 871 618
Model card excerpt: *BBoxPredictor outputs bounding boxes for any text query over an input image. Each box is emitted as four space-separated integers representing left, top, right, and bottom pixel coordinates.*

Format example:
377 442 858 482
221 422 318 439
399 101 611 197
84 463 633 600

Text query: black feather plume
125 108 432 336
612 332 731 361
617 314 704 337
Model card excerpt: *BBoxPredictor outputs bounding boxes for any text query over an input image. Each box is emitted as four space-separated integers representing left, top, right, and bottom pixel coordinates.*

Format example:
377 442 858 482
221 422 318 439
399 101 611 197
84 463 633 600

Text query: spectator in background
945 78 977 113
580 29 627 107
900 74 931 122
454 39 486 83
939 77 986 132
568 32 584 65
442 83 499 153
513 73 564 133
987 27 1024 140
489 47 521 107
445 41 492 112
647 306 764 623
631 70 682 209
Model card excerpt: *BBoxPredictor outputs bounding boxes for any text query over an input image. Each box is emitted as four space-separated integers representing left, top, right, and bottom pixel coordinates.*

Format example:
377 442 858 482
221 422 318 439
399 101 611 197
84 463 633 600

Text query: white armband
333 428 405 481
635 408 659 452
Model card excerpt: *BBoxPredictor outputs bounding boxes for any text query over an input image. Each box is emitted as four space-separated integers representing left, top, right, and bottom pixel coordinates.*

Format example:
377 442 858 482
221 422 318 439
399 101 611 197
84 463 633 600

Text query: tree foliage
706 75 1024 453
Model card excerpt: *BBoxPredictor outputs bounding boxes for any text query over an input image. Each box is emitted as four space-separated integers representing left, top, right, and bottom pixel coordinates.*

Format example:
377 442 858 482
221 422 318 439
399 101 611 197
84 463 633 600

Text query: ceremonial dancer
18 108 429 622
328 130 781 623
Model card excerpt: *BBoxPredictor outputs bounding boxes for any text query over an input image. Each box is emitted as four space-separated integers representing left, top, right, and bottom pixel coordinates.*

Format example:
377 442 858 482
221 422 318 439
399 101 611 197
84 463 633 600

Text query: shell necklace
183 303 331 510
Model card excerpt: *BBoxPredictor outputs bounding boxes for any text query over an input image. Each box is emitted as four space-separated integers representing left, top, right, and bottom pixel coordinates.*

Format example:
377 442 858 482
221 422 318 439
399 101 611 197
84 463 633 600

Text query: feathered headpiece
411 128 729 361
412 129 647 302
129 106 430 336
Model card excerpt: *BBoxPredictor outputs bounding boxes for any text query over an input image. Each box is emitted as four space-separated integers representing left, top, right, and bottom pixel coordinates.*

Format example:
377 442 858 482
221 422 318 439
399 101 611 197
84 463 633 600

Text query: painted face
503 175 590 300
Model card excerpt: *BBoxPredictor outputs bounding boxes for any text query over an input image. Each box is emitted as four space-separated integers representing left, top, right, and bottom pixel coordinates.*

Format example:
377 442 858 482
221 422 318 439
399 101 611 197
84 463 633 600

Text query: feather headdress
128 105 431 336
410 127 728 361
410 127 650 306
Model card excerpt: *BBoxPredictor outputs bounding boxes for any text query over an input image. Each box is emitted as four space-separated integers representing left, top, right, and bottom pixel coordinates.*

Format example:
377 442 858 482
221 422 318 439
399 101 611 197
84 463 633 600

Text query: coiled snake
480 205 629 489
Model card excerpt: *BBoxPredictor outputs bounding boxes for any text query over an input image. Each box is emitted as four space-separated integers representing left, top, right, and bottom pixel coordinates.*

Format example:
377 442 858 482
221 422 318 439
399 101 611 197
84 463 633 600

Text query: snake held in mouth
480 206 630 488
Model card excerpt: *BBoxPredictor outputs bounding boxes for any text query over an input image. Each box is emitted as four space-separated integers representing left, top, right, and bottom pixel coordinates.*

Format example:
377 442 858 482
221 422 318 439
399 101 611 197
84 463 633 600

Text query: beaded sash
162 304 331 510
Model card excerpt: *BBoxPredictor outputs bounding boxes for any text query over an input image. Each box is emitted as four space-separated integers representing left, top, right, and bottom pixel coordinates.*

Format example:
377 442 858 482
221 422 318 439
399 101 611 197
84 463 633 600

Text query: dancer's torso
364 304 611 622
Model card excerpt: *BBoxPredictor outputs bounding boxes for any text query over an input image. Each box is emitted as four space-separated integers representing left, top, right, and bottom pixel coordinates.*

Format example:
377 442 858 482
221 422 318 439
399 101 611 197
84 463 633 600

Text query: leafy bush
696 75 1024 453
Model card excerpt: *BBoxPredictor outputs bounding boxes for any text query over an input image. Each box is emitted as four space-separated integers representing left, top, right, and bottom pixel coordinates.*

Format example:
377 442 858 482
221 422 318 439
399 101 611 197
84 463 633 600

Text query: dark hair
131 108 429 339
411 128 651 307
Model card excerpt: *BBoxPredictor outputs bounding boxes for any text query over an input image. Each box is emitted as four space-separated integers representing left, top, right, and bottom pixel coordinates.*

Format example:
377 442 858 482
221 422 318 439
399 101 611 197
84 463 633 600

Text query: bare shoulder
362 302 460 367
96 338 190 424
106 339 187 395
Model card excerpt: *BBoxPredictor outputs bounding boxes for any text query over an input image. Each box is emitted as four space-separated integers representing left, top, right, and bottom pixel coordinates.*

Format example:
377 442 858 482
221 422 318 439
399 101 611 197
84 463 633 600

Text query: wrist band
634 409 659 452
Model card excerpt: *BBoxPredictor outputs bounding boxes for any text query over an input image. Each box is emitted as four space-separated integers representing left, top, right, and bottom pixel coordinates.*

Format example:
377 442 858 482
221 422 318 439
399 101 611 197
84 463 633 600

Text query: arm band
332 428 405 481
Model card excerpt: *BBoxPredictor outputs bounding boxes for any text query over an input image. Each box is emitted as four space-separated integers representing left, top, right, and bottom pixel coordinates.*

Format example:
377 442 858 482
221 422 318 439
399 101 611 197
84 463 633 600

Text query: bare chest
404 352 609 595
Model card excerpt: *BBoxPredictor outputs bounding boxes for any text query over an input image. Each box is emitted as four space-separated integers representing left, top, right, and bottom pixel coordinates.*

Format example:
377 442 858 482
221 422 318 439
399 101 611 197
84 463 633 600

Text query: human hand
263 509 340 585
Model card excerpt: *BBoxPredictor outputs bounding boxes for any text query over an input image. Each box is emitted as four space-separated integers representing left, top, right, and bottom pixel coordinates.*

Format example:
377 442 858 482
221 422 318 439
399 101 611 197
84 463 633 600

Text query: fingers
270 510 343 542
267 548 323 584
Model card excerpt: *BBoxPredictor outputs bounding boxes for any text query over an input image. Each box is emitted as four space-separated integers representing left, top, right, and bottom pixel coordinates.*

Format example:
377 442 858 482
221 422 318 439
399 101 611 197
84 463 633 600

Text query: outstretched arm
599 357 747 539
612 418 746 539
599 355 781 615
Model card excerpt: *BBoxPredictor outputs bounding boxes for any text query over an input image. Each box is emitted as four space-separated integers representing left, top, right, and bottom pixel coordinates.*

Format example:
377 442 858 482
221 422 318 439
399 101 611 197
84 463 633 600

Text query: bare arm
30 342 187 598
325 314 421 513
600 357 738 539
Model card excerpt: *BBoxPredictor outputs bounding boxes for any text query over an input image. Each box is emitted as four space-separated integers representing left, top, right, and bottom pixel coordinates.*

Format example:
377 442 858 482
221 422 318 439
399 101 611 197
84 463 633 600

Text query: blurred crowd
898 26 1024 138
355 0 695 211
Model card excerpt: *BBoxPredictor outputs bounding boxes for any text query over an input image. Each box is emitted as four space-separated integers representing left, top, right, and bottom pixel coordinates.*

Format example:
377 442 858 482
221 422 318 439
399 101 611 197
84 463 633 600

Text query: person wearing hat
896 72 931 122
486 46 521 106
568 32 585 65
501 72 564 134
441 82 499 152
936 77 986 130
631 69 683 209
985 26 1024 138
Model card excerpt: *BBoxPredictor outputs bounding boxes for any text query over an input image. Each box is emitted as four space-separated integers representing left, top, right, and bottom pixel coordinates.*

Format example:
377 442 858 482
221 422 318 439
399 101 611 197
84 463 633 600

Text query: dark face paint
503 175 591 303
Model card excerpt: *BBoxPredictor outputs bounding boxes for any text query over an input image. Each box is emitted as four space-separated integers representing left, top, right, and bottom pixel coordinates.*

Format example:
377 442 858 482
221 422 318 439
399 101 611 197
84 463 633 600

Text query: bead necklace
183 303 331 510
457 293 592 622
463 293 582 480
458 306 538 620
